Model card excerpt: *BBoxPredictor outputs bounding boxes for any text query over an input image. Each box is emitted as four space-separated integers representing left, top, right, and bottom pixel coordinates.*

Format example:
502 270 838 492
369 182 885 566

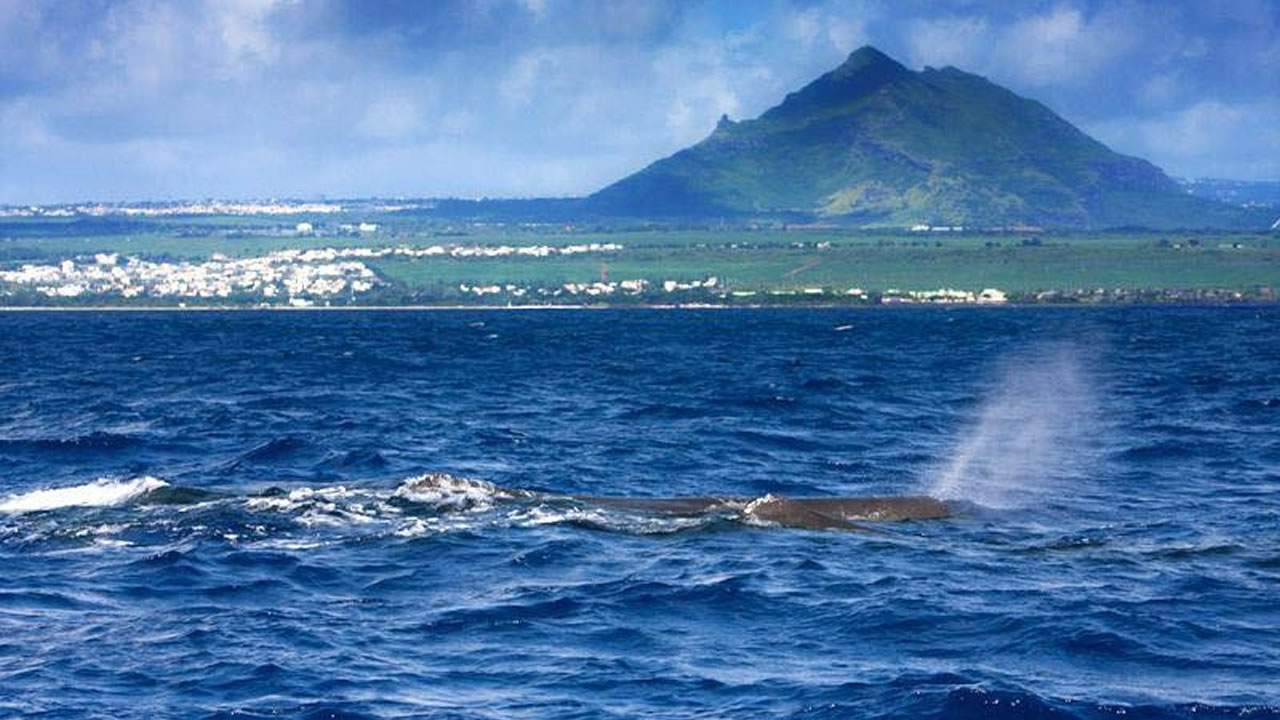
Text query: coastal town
0 251 378 306
0 200 351 218
0 242 626 306
1 203 1269 307
0 240 1015 307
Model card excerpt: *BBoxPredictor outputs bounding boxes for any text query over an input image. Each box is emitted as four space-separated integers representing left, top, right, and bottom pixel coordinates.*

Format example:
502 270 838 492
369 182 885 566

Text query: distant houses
909 224 966 233
0 242 625 305
1 239 1012 307
881 287 1007 304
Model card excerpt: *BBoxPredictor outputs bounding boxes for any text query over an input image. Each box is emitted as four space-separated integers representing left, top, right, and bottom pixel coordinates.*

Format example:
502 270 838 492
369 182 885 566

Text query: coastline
0 301 1275 312
0 303 857 312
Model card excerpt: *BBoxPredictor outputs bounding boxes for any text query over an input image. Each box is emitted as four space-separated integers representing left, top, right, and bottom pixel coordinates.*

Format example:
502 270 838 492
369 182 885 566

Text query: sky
1 0 1277 204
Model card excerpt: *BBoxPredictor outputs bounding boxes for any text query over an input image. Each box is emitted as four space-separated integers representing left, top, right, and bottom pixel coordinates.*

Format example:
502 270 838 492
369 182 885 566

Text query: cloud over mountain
0 0 1275 203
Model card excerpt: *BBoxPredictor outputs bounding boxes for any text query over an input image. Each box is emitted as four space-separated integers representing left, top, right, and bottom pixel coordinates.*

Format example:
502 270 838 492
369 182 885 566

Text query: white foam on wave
228 473 512 538
0 476 168 513
392 472 510 511
244 485 395 528
392 515 483 538
255 537 331 551
245 485 361 512
508 504 709 535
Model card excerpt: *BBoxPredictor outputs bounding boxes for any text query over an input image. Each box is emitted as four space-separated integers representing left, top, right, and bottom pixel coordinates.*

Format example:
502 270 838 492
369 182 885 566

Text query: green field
371 244 1279 294
2 214 1277 304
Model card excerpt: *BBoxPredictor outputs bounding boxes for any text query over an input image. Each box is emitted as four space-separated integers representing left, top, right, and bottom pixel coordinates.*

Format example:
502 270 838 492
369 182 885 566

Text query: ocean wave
939 686 1280 720
0 430 145 452
0 472 772 544
238 435 314 462
227 473 530 535
728 428 825 452
0 473 529 541
0 476 168 513
0 471 958 543
312 448 388 470
3 304 1278 717
619 402 709 420
243 485 393 528
507 503 712 535
391 471 525 511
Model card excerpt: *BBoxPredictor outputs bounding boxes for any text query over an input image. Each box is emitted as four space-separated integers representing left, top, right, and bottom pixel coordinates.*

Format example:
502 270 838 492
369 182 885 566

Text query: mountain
588 46 1258 229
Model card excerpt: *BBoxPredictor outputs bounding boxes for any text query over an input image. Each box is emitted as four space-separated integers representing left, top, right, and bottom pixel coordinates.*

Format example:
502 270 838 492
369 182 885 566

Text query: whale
399 472 949 532
109 473 949 532
580 493 949 531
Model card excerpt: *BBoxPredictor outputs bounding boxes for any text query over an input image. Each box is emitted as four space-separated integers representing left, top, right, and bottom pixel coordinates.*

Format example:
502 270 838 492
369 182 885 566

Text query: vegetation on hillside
589 47 1260 230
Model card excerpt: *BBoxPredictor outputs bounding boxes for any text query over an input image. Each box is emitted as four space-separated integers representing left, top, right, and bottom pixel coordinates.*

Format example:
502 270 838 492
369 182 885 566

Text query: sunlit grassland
371 244 1280 293
3 214 1277 297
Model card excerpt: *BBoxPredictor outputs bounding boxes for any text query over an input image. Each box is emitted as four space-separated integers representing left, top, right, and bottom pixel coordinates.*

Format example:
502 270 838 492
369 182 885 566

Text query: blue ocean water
1 307 1277 719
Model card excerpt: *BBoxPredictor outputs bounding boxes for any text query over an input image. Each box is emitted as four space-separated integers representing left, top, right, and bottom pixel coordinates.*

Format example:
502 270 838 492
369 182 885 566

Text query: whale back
787 496 950 521
409 474 950 531
582 493 949 530
742 495 949 530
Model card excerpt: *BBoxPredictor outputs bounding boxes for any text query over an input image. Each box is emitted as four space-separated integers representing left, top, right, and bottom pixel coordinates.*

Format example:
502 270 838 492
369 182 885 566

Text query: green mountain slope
588 46 1256 229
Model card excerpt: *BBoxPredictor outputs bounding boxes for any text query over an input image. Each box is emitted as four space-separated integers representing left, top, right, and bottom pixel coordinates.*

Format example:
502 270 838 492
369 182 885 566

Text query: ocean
1 307 1277 719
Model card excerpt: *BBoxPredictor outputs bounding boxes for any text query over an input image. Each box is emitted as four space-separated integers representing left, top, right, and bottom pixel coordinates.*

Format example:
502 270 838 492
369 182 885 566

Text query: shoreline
0 301 1276 313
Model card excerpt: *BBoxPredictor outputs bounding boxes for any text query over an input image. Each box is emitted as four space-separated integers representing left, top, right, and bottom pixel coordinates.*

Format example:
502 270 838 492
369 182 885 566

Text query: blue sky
1 0 1277 204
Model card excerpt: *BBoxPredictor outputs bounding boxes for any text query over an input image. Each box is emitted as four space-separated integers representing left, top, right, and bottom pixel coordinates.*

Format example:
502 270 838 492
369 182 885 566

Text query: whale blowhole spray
931 342 1098 509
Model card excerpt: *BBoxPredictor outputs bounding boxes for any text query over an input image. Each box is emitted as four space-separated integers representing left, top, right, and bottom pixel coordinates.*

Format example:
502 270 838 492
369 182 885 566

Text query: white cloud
651 44 742 143
355 95 424 141
1141 101 1251 157
499 50 554 106
438 110 473 137
905 17 990 70
518 0 547 19
0 99 53 148
205 0 286 79
1091 99 1280 179
781 4 871 56
824 16 868 54
584 1 673 39
1005 6 1086 85
1024 5 1083 45
1179 36 1209 60
1257 32 1280 77
1139 72 1180 106
100 1 186 91
2 0 1277 203
784 8 822 49
999 4 1135 87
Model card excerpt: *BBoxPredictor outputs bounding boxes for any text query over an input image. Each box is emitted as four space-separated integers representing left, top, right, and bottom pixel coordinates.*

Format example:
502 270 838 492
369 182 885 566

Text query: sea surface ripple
1 307 1278 719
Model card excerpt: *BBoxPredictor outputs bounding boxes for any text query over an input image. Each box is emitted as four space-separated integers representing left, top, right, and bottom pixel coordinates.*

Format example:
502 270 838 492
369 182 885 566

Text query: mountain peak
764 45 909 119
590 46 1251 229
835 45 905 77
